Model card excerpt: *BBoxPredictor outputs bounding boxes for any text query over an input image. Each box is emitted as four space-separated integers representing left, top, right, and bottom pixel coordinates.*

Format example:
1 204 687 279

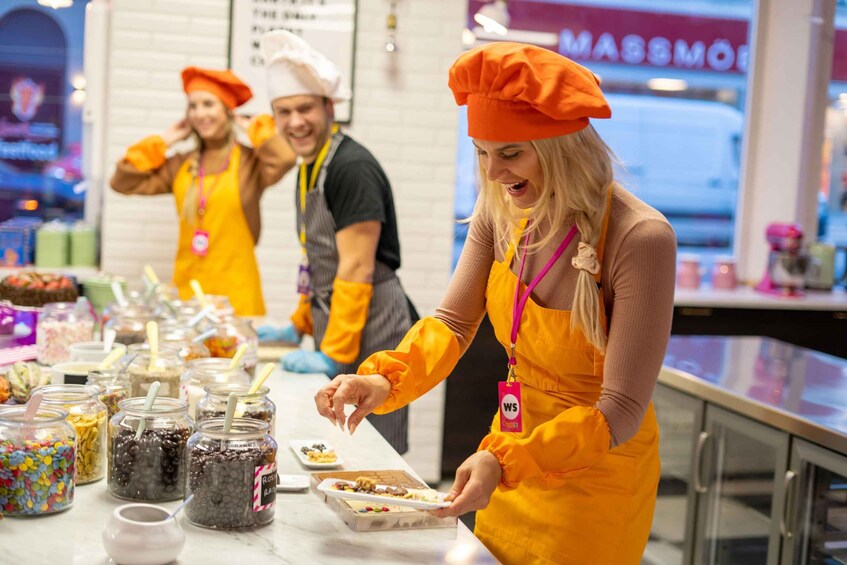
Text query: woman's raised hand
314 373 392 434
429 450 502 518
162 119 192 145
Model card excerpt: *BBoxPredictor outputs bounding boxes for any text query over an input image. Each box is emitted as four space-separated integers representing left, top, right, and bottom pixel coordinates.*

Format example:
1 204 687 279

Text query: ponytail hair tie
572 242 600 275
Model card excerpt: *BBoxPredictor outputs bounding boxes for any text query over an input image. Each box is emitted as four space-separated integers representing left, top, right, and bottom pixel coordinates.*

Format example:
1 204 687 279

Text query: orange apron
475 202 660 564
171 145 266 316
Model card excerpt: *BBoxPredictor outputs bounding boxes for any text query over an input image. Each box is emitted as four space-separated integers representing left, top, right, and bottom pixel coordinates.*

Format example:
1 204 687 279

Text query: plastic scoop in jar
147 321 160 372
167 493 194 521
223 392 238 433
103 328 117 353
228 343 249 370
248 363 275 395
99 347 125 369
186 306 214 329
135 380 161 440
111 280 128 308
190 279 210 308
143 264 160 286
23 390 43 421
192 328 216 343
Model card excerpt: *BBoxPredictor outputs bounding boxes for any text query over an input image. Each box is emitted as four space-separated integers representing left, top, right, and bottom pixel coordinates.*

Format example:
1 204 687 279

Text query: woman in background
110 66 295 315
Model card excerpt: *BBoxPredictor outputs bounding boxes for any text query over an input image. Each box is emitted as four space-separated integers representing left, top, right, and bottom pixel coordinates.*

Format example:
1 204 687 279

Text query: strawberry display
0 272 78 307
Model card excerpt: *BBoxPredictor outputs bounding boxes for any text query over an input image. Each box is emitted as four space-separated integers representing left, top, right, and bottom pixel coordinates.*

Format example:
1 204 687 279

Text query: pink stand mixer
755 222 810 297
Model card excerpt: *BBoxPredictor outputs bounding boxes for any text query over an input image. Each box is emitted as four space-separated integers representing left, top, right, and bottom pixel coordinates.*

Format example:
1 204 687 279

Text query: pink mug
712 256 738 290
677 255 702 289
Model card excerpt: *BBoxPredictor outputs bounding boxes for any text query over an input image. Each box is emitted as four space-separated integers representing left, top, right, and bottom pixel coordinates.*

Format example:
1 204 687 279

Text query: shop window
0 2 89 266
454 0 754 278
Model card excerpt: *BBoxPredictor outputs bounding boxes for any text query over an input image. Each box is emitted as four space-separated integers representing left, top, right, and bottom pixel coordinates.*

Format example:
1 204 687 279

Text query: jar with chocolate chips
185 418 277 530
196 383 276 438
37 384 108 484
108 397 194 502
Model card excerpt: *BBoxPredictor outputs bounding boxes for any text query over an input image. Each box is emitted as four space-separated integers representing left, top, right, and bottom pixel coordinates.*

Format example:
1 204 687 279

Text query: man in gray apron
257 30 414 454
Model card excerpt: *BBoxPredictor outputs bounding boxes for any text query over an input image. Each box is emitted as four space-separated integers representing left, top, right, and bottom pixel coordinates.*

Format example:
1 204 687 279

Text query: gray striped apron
297 131 410 454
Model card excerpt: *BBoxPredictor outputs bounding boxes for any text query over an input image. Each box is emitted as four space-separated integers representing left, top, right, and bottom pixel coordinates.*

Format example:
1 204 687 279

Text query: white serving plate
289 439 343 468
276 473 310 492
316 478 451 510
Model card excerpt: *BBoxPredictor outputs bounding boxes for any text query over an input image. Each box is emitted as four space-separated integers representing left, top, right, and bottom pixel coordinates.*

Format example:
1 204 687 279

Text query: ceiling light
474 0 510 36
38 0 73 8
647 78 688 92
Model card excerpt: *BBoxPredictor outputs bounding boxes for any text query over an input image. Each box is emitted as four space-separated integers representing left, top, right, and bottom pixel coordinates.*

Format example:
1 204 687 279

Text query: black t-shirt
305 135 401 270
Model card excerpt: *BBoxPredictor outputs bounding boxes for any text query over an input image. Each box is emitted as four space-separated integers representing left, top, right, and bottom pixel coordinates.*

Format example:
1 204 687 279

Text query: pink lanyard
508 224 579 378
196 148 232 215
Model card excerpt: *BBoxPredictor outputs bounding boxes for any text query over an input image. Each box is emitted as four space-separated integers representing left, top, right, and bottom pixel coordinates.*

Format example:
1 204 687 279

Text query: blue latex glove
282 350 339 377
256 324 301 344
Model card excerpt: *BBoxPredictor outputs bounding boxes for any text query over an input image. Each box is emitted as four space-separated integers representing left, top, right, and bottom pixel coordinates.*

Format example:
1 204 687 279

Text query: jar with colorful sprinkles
0 405 76 516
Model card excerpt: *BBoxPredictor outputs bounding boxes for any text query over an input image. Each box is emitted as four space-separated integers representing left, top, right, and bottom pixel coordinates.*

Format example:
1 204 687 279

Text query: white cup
102 503 185 565
50 361 101 385
69 341 127 364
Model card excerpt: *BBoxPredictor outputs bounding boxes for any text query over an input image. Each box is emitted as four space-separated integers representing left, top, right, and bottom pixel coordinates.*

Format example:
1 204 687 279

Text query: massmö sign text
560 31 749 74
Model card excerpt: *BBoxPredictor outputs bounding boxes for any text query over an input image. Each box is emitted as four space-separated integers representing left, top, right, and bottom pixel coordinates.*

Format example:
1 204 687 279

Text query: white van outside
594 93 743 249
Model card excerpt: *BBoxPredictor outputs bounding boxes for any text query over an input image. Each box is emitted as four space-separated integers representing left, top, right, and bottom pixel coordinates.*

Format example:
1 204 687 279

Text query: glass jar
160 327 211 364
108 397 194 502
196 384 276 438
189 294 234 316
86 368 131 420
185 418 277 530
180 358 251 419
0 406 76 516
38 384 108 484
36 301 96 365
103 306 150 346
126 351 185 399
204 315 258 376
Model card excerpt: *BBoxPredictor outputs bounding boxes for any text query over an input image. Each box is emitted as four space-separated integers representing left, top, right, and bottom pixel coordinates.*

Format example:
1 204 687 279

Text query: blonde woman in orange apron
314 42 677 564
110 67 296 316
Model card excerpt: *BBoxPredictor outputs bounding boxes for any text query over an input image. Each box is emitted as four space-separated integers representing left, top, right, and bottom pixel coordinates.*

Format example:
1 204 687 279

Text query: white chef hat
261 30 351 103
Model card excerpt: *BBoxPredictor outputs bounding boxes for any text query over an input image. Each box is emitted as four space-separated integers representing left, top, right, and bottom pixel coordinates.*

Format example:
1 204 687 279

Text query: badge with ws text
191 229 210 257
498 381 522 433
297 255 311 295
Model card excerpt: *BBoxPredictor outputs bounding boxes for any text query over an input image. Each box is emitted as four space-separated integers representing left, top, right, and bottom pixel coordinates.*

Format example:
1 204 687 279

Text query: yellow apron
476 201 661 564
171 145 266 316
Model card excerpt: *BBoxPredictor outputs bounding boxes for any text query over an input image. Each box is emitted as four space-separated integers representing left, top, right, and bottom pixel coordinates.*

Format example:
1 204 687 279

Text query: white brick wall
100 0 466 482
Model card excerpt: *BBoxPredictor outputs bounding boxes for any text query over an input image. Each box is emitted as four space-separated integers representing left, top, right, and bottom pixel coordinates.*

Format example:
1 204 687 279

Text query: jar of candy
204 315 258 376
103 307 150 346
126 351 185 399
185 418 277 529
189 294 234 316
108 397 194 502
85 368 131 420
160 327 211 364
38 384 107 484
36 301 96 365
0 405 76 516
196 383 276 438
179 358 250 418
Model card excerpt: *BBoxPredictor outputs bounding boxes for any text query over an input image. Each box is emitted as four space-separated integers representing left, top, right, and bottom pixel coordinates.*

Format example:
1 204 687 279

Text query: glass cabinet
781 439 847 565
647 384 705 565
693 405 790 565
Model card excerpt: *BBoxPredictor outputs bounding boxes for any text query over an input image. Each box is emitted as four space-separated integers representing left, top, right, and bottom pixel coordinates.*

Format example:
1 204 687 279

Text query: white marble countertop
674 285 847 310
2 369 496 564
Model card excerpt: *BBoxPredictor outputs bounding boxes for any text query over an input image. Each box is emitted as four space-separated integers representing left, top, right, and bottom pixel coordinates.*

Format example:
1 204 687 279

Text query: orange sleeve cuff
247 114 277 148
479 406 611 489
124 135 168 171
289 293 313 336
320 278 373 364
357 317 460 414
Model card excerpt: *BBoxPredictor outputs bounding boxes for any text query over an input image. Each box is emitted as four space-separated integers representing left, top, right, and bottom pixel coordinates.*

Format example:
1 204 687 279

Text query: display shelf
0 265 101 280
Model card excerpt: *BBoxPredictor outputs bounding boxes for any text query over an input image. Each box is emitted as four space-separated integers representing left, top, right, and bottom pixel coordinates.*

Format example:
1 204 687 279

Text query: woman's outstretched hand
430 450 502 518
314 373 392 434
162 119 192 146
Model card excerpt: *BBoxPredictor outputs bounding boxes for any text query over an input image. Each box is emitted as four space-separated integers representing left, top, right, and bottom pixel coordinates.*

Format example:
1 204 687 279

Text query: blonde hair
472 124 615 351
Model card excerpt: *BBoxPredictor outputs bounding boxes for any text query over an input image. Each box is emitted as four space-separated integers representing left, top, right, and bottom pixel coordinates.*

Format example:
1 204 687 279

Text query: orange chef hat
181 67 253 109
448 42 611 141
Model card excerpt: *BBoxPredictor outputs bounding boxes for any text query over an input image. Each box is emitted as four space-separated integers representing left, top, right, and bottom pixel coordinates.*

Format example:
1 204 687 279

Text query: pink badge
191 229 210 257
498 381 522 433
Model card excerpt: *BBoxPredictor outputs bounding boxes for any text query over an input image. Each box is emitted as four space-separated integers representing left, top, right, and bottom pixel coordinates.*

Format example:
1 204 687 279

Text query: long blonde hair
472 124 615 351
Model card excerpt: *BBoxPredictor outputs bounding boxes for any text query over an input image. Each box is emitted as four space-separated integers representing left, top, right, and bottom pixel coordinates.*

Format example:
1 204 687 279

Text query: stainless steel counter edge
658 366 847 455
